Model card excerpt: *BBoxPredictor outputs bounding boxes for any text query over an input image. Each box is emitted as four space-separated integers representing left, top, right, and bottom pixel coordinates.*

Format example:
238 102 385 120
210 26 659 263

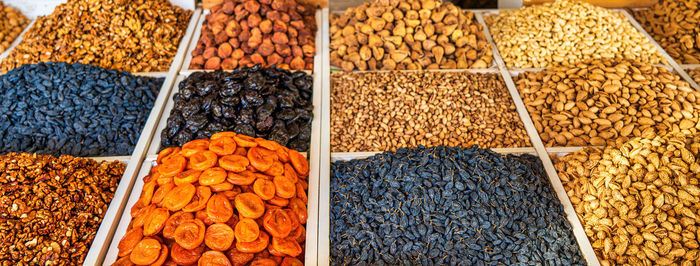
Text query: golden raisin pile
0 0 192 72
114 132 309 265
0 153 124 265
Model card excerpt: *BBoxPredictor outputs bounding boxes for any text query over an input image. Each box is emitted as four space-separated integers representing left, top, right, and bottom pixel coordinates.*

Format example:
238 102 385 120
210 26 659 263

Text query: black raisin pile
330 146 586 265
162 65 313 151
0 62 162 156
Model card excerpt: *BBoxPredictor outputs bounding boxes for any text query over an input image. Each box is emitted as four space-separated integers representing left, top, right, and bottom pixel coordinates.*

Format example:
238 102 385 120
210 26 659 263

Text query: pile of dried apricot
114 132 309 266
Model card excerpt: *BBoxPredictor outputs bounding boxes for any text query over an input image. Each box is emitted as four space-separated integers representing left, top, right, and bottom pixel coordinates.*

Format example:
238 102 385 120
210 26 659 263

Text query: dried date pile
331 146 585 265
555 133 700 264
0 62 163 156
162 66 313 152
0 0 192 72
0 1 28 53
331 71 530 152
633 0 700 64
0 153 124 265
190 0 317 70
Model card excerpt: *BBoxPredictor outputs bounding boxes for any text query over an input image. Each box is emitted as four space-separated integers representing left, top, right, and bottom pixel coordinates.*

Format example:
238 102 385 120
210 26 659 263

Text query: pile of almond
190 0 317 70
633 0 700 64
0 2 28 54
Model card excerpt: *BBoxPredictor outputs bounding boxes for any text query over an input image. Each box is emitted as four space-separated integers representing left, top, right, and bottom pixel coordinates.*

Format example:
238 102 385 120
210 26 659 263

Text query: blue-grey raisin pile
330 146 585 265
0 62 162 156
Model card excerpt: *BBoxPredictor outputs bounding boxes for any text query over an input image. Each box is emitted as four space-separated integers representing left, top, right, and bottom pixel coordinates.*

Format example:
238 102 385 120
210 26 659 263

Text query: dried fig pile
0 0 192 73
190 0 317 71
330 0 493 71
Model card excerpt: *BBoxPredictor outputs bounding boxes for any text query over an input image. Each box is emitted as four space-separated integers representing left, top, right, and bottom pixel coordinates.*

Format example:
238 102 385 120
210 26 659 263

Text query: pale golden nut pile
633 0 700 64
555 133 700 264
0 2 28 53
691 68 700 85
330 0 493 71
516 59 700 147
486 0 663 68
0 0 192 72
331 71 530 152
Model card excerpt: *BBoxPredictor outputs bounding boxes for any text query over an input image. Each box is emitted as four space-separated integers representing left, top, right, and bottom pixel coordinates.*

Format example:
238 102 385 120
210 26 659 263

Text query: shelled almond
0 2 28 53
189 0 317 71
330 0 493 71
691 68 700 84
633 0 700 64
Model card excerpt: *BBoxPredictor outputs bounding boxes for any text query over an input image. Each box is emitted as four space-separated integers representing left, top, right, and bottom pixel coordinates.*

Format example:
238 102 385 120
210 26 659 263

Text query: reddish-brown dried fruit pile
114 132 309 265
190 0 317 71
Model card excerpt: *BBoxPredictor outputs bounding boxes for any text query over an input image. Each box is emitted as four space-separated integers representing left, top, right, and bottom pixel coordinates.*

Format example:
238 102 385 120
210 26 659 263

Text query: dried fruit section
0 62 162 156
190 0 317 71
161 66 313 152
486 0 662 68
0 0 192 72
555 133 700 264
330 0 493 71
0 2 28 53
115 132 309 265
0 153 124 264
633 0 700 64
516 59 700 147
331 146 585 264
331 71 529 152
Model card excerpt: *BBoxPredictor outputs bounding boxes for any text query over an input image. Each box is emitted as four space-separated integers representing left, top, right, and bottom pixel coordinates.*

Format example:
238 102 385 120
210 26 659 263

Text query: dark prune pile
330 146 586 265
162 65 313 151
0 62 162 157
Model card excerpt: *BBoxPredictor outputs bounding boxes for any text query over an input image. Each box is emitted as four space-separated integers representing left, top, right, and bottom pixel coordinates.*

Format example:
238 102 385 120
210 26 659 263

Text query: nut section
0 2 28 53
555 133 700 264
633 1 700 64
0 0 192 73
0 153 125 265
330 0 493 71
486 0 662 68
516 59 700 147
189 0 317 71
691 68 700 85
331 71 530 152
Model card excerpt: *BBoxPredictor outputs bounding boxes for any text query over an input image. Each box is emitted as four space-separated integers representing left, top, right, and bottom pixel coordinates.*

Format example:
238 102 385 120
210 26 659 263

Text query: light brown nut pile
0 2 28 53
0 0 192 73
0 153 124 265
331 71 530 152
691 68 700 84
329 0 493 71
555 132 700 264
633 0 700 64
189 0 317 71
486 0 663 68
516 59 700 147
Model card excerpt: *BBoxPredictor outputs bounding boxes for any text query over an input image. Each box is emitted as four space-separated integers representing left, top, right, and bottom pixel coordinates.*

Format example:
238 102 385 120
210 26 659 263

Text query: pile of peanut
633 0 700 64
0 2 28 53
516 59 700 147
0 0 192 73
330 0 493 71
0 153 124 264
486 0 662 68
555 132 700 264
189 0 317 70
331 71 530 152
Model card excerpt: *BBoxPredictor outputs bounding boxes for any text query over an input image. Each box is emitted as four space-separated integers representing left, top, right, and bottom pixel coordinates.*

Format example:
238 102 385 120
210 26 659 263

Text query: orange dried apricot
152 182 175 205
273 176 296 199
263 161 283 176
137 179 157 207
190 150 218 171
219 155 250 172
163 211 193 239
183 186 212 212
207 193 234 223
281 257 303 266
227 170 256 186
254 138 281 151
268 196 289 207
117 227 143 257
234 193 265 219
233 134 257 147
226 248 254 266
174 219 206 249
271 237 302 257
297 179 308 190
250 258 277 266
199 167 227 186
276 147 290 163
197 210 216 226
211 131 238 140
129 238 162 265
234 218 260 242
222 187 242 200
289 223 305 243
285 209 300 231
283 164 298 183
204 223 235 251
296 183 307 204
112 256 135 266
157 147 181 164
159 155 187 177
236 231 269 253
174 169 202 186
133 204 156 229
162 183 196 211
171 242 204 265
182 139 210 157
247 147 274 172
151 244 169 266
288 150 308 177
263 209 293 238
253 179 275 200
144 207 170 236
198 250 232 266
234 147 248 156
288 198 307 224
268 244 286 257
211 181 234 192
210 137 237 156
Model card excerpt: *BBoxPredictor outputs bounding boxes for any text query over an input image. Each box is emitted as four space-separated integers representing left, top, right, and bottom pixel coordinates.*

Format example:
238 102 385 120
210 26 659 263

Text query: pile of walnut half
555 132 700 265
0 153 124 265
330 0 493 71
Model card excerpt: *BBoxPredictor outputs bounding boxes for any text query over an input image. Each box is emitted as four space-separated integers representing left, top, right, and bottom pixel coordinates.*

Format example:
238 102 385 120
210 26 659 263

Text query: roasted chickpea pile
114 132 309 266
